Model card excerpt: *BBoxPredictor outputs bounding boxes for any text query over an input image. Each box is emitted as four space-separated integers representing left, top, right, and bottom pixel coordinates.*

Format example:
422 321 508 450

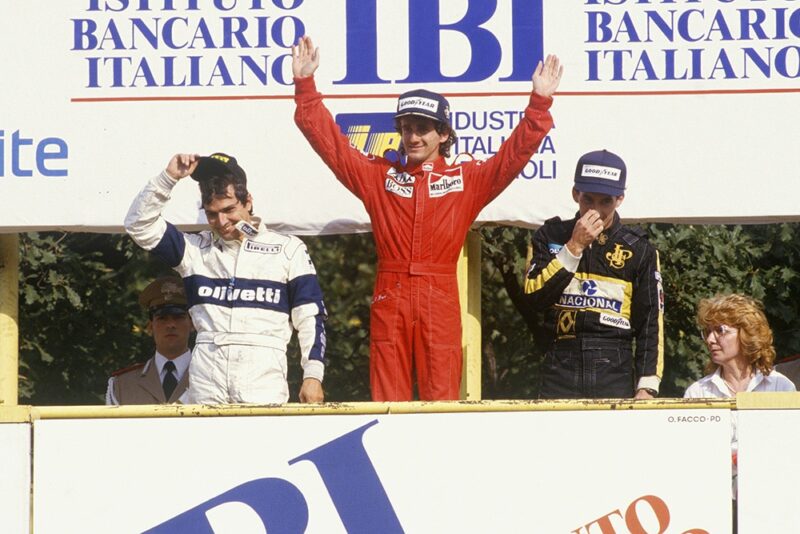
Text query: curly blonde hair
697 293 776 375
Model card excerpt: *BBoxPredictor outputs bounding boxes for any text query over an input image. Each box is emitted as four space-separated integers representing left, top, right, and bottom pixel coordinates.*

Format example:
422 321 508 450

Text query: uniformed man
522 149 664 399
106 276 193 404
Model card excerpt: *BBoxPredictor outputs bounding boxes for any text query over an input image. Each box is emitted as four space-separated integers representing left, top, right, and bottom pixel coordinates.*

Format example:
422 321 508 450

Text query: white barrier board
738 409 800 532
1 1 799 234
0 423 31 534
34 410 730 533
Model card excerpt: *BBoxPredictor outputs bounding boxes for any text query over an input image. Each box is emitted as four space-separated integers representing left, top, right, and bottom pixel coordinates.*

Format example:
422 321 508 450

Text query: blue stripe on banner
152 222 186 268
309 314 326 363
183 274 290 314
288 274 325 308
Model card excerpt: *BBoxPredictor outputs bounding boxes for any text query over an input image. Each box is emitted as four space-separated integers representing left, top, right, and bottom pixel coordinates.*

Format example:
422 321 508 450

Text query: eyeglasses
701 324 737 340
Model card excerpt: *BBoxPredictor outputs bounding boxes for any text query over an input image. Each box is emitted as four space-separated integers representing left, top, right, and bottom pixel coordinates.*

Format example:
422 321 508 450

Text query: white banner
738 409 800 533
1 1 798 234
0 423 31 534
33 410 731 533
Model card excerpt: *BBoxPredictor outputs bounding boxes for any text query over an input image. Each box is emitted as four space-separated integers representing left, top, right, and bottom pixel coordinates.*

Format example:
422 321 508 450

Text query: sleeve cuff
556 246 581 272
528 92 553 111
293 75 317 95
637 376 661 393
155 169 179 192
303 360 325 382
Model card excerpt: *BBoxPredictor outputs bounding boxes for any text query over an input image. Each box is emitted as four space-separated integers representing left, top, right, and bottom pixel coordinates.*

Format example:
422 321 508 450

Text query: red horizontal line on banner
70 87 800 103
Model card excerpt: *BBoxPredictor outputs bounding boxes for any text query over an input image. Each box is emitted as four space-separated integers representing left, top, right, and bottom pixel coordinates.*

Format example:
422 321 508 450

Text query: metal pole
0 234 20 406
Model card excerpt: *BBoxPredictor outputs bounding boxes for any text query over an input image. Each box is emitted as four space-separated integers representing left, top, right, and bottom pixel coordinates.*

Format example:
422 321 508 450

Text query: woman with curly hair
685 293 795 398
684 293 794 530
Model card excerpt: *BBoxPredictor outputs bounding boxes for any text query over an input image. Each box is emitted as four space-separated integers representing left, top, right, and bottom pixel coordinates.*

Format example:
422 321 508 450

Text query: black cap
574 149 627 196
395 89 451 125
191 152 247 183
138 277 188 317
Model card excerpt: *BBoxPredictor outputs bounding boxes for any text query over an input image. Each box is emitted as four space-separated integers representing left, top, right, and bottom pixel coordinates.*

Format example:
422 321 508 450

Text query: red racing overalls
295 76 554 400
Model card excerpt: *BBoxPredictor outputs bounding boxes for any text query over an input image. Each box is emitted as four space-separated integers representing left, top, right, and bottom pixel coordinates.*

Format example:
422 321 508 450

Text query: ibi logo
335 113 400 159
0 130 69 177
144 420 403 533
337 0 544 84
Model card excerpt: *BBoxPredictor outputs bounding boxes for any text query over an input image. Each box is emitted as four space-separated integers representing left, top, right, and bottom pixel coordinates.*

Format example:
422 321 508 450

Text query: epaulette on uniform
622 225 648 246
111 362 145 377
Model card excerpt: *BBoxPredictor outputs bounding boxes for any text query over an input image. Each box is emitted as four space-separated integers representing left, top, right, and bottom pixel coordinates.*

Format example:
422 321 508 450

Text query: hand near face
166 153 199 180
299 377 324 403
532 54 564 98
566 209 604 256
292 35 320 79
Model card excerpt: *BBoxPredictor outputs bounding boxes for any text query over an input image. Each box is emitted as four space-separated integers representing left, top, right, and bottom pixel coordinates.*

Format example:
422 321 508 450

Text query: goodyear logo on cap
581 164 621 181
398 96 439 113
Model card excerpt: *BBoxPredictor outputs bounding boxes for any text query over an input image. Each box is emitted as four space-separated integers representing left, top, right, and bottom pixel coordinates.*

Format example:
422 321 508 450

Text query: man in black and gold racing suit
523 150 664 399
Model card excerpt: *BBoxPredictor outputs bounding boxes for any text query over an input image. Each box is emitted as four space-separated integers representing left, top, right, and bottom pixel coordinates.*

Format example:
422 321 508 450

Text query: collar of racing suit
216 216 263 251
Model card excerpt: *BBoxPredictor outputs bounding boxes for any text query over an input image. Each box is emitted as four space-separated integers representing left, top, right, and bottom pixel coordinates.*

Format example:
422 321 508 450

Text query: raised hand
165 153 199 180
292 35 320 79
532 54 564 98
566 209 604 256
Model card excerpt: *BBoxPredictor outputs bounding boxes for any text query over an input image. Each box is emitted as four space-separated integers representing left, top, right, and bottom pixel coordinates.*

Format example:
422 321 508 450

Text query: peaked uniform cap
139 277 188 317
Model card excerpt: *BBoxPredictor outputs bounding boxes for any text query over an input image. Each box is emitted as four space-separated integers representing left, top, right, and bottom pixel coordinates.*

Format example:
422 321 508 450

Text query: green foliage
289 233 376 402
648 223 800 395
480 222 800 399
16 223 800 404
19 232 163 404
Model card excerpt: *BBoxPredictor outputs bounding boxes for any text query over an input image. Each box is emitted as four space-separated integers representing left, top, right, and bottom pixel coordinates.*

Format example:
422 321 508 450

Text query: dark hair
199 172 249 210
394 117 458 158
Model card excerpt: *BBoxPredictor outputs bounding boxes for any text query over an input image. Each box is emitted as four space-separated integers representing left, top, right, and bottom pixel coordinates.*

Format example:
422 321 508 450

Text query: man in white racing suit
125 152 327 404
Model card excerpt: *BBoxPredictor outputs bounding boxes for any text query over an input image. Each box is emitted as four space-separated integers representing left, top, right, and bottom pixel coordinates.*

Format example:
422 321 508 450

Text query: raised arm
463 55 563 212
292 35 320 79
292 36 380 200
125 154 199 269
532 54 564 99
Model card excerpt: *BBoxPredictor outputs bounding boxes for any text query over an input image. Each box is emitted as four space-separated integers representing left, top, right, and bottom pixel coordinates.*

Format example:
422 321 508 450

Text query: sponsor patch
548 243 564 255
386 167 415 185
581 164 622 182
235 220 259 238
559 294 622 313
558 275 631 317
197 285 281 304
606 244 633 269
244 241 282 255
397 96 439 113
656 270 665 311
557 310 577 338
385 178 413 198
428 167 464 198
599 313 631 330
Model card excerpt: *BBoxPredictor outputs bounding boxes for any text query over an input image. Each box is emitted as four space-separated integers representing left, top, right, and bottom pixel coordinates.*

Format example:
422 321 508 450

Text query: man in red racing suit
292 35 562 401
